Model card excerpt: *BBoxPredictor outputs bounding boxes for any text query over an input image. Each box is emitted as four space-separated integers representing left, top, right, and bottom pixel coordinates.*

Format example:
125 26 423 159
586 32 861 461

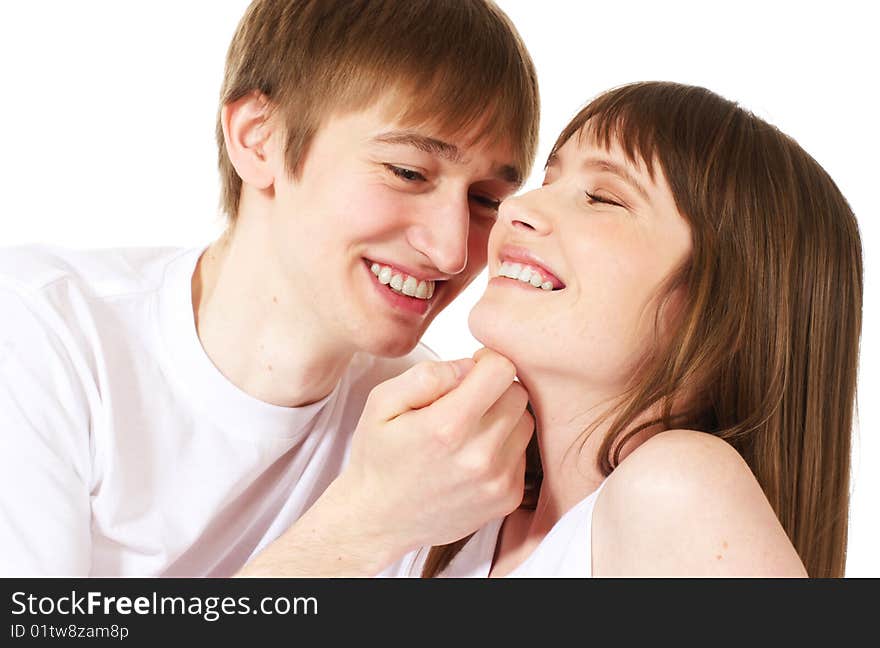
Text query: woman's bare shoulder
592 430 808 577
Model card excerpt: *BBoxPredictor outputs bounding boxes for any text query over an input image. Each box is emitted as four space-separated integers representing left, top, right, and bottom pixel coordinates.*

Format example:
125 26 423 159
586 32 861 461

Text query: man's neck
192 227 354 409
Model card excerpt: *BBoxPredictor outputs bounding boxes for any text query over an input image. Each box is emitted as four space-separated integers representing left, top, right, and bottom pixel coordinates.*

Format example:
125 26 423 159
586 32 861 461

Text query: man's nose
407 199 470 275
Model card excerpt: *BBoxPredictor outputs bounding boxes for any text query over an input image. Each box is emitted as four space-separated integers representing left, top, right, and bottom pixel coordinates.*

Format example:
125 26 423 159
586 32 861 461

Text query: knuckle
462 452 492 481
432 421 460 448
364 383 385 411
504 488 523 514
483 474 506 501
412 360 437 380
413 360 442 386
488 474 521 513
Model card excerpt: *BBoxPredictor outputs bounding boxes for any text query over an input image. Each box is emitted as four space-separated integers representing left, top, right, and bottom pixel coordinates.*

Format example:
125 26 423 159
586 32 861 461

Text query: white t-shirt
403 478 609 578
0 245 436 577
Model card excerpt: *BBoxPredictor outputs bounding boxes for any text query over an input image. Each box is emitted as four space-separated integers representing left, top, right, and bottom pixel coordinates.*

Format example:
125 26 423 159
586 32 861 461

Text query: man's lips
362 257 448 283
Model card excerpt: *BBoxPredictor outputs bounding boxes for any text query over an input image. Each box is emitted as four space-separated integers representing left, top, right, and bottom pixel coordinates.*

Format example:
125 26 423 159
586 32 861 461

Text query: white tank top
411 478 610 578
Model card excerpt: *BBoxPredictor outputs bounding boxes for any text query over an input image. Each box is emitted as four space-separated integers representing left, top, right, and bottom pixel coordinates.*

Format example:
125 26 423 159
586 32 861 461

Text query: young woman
419 82 862 578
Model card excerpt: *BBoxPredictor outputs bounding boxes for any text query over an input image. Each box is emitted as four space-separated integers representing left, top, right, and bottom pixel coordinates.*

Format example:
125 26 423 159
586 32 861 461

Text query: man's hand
340 347 534 552
236 348 534 577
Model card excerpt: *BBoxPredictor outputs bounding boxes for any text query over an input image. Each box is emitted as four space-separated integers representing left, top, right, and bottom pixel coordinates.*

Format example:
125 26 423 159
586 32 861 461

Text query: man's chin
364 330 423 359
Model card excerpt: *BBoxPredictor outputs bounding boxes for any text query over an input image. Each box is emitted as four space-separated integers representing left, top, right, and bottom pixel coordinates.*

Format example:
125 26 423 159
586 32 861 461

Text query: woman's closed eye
585 190 624 208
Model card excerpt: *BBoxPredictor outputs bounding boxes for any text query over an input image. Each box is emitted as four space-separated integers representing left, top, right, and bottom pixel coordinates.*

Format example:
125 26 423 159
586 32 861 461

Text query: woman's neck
488 370 659 577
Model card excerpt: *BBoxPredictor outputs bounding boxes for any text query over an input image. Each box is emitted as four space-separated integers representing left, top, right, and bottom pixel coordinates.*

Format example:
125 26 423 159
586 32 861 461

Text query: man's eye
470 194 501 211
585 191 622 207
386 164 426 182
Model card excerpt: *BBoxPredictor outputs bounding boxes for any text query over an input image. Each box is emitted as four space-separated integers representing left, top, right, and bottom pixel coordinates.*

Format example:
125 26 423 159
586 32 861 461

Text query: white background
0 1 876 576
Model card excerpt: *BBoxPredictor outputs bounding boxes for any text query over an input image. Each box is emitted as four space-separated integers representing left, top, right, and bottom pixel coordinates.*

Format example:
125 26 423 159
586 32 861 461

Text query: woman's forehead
551 125 683 220
551 130 656 187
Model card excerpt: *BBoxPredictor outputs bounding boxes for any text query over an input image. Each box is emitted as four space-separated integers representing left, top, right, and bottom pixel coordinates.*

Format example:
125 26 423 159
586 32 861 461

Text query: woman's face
469 130 692 393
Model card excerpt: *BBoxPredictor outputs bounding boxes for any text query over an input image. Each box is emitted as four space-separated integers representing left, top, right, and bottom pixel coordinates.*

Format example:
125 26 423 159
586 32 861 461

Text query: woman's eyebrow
582 158 650 202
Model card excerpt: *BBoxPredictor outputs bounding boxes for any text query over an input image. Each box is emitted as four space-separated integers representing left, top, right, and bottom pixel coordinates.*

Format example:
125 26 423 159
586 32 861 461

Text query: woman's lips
497 244 566 289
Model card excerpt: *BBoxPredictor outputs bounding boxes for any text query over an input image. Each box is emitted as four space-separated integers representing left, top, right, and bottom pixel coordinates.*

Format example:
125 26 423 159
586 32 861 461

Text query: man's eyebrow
582 158 650 203
372 131 464 163
372 130 522 186
495 164 522 186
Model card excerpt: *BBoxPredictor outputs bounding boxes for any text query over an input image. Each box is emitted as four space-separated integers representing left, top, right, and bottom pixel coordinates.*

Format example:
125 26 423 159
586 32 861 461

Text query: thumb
371 359 475 421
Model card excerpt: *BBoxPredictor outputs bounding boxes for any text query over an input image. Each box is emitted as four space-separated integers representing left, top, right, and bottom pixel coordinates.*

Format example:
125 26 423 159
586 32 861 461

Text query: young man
0 0 539 576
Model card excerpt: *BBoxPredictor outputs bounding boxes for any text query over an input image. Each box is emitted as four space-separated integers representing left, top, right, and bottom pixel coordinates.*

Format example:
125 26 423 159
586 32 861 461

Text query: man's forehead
366 89 523 179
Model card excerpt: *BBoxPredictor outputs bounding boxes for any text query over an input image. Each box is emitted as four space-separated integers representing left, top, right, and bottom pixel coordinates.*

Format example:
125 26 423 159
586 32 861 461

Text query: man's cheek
466 228 491 268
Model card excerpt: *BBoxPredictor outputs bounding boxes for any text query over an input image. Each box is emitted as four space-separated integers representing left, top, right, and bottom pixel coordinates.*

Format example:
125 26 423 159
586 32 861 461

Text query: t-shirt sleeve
0 282 93 576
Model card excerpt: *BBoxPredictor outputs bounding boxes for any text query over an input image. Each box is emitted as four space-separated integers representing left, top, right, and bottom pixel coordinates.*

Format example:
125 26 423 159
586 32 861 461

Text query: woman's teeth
371 263 435 300
498 262 555 291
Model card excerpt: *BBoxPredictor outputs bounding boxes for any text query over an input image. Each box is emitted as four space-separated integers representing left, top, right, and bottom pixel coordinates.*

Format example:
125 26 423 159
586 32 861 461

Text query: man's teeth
498 261 555 291
371 263 435 300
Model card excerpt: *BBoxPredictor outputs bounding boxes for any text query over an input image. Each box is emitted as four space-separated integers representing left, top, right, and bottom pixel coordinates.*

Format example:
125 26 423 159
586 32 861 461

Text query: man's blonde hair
217 0 540 223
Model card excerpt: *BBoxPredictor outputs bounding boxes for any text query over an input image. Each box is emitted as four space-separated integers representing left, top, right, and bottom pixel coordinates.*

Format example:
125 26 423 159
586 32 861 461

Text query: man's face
264 100 521 358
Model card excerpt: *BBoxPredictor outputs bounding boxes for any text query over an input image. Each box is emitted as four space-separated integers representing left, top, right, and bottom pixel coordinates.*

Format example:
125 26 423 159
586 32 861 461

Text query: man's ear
221 91 277 191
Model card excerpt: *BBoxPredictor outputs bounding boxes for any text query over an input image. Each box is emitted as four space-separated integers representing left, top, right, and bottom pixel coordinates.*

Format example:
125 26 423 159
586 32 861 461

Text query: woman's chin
468 299 545 371
468 296 590 385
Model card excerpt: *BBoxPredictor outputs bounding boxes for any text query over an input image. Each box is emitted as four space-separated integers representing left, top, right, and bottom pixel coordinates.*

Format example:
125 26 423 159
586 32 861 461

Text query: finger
458 383 530 469
495 407 536 473
473 380 529 440
472 347 494 362
370 358 475 421
512 451 528 509
435 349 519 420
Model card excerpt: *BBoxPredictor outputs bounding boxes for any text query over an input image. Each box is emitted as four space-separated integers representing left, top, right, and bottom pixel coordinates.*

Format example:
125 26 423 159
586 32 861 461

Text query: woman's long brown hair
423 82 863 578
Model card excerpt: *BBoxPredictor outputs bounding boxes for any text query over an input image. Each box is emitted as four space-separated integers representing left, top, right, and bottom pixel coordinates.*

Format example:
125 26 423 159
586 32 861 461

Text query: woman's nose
497 190 554 236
